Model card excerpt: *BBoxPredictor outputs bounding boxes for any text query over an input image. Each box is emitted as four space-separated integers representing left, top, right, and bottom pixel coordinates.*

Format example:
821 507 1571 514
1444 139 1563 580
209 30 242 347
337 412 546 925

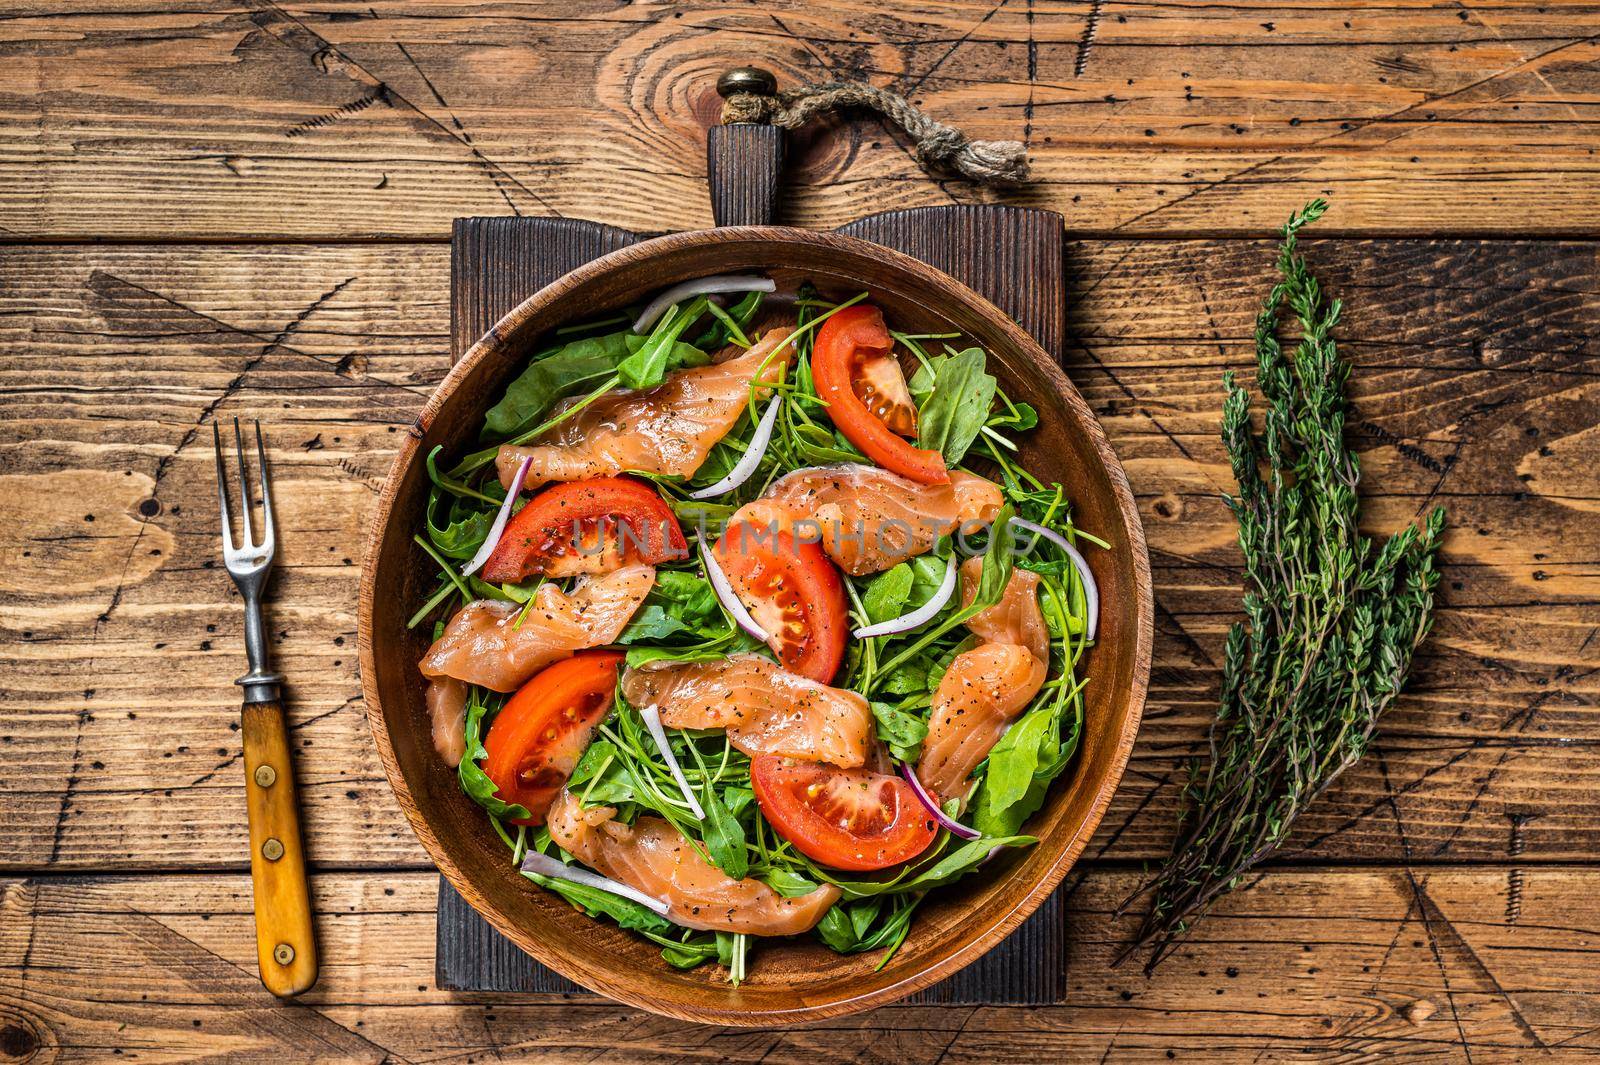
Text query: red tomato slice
481 476 687 582
812 304 949 485
715 520 847 684
750 757 938 871
855 350 918 437
483 650 623 825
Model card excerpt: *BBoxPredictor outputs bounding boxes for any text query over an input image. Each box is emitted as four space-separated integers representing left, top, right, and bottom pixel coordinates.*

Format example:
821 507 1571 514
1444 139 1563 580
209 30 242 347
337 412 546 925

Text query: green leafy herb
618 297 713 390
871 700 929 764
811 834 1036 899
1122 200 1445 973
911 347 997 464
483 332 640 439
693 290 764 350
459 690 531 822
688 741 749 879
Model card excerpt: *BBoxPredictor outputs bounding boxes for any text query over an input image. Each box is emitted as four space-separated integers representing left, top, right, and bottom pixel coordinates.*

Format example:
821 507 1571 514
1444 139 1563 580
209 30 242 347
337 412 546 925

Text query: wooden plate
359 226 1153 1025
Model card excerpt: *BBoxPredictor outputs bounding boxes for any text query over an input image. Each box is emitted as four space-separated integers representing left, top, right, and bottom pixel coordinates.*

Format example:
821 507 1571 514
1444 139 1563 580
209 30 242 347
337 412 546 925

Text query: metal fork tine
233 417 255 550
254 421 274 554
214 422 235 553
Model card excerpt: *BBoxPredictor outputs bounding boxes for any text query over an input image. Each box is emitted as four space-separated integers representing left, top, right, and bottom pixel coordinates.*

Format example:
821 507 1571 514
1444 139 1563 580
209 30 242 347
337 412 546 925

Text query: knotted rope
720 80 1029 186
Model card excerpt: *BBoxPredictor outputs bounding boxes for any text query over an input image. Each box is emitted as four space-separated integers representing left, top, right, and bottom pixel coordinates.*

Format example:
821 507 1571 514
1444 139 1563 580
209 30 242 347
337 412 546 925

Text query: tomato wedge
715 520 847 684
483 650 623 825
855 348 919 437
812 304 949 485
750 756 938 871
481 476 687 582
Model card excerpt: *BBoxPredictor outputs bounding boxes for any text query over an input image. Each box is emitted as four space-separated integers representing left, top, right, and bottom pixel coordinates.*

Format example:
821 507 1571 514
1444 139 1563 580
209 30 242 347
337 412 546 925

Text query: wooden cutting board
436 201 1070 1003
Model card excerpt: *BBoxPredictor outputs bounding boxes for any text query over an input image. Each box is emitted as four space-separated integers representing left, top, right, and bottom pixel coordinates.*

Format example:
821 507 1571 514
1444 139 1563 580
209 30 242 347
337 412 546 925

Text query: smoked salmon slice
917 642 1047 799
546 790 841 935
960 557 1050 663
730 464 1004 575
496 327 793 489
620 653 872 769
419 563 654 693
426 675 469 767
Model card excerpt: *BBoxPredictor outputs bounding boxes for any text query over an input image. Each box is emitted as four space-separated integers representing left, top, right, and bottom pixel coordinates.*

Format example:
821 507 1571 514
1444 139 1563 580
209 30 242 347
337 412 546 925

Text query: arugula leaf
918 347 997 461
790 421 868 466
485 316 712 440
689 741 749 879
692 290 765 350
660 937 719 969
616 606 691 643
761 867 821 898
425 488 492 560
567 739 637 806
970 697 1084 838
618 297 713 390
522 870 675 935
862 564 913 624
622 629 765 671
459 690 531 822
484 332 636 439
871 700 928 763
913 347 997 464
879 661 930 696
995 400 1038 431
977 705 1056 813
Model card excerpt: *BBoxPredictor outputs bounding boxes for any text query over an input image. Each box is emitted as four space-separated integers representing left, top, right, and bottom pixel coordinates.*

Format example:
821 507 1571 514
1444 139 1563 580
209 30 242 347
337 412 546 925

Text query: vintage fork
213 418 319 997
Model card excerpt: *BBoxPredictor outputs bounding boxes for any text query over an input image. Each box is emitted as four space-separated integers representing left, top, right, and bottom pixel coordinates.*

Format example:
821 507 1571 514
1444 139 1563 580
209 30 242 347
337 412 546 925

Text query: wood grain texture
708 124 786 227
2 1 1599 240
5 867 1599 1062
1 238 1594 878
0 229 1594 1053
240 697 319 997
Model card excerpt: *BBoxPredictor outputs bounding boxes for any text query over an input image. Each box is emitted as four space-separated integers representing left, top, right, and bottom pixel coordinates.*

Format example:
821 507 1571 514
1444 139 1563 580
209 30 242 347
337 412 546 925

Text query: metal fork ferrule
236 670 285 705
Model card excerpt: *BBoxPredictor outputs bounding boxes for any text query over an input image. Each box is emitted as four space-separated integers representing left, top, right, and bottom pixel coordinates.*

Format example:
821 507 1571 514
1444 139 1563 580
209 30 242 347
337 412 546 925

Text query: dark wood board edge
436 205 1070 1005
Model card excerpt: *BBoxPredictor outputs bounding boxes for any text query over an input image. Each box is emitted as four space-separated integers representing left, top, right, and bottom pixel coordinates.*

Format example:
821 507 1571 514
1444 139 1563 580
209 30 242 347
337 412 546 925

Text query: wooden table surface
2 2 1597 1061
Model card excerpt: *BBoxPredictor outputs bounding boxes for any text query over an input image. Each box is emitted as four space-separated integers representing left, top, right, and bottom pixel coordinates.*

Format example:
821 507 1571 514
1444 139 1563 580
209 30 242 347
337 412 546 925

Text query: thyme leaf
1121 200 1446 973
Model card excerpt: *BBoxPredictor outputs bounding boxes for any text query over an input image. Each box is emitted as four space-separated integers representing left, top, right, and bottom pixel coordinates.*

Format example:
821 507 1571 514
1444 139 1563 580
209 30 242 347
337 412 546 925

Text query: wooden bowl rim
359 224 1153 1024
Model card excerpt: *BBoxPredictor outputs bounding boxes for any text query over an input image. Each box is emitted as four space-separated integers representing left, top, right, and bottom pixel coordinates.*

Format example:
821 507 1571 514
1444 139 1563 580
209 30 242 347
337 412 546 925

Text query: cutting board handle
707 67 784 226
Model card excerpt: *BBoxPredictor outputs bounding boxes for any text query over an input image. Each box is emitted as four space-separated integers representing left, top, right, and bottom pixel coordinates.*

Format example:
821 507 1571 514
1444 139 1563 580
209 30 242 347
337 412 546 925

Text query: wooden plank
1 239 1596 874
4 867 1599 1060
2 2 1600 239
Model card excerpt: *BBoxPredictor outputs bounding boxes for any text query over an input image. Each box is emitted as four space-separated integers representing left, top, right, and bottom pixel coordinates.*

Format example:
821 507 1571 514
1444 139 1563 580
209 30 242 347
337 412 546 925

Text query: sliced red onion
688 396 781 500
638 703 707 821
700 541 771 643
1010 517 1100 641
521 850 671 917
633 275 776 334
460 454 532 577
899 761 981 841
853 554 958 639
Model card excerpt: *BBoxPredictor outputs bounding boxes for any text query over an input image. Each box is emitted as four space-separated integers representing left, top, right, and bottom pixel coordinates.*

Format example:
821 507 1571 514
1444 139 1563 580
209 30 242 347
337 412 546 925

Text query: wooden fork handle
241 698 319 997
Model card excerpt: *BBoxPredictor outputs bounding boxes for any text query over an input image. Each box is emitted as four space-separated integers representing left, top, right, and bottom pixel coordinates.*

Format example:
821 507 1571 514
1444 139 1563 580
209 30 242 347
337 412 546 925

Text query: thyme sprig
1121 200 1445 972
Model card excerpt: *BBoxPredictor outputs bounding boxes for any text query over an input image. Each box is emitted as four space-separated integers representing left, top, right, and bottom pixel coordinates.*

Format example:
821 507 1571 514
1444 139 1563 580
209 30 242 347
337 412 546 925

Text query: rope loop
719 78 1029 186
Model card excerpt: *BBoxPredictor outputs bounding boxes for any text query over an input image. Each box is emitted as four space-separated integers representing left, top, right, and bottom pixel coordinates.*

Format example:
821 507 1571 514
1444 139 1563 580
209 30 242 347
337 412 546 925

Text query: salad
411 276 1101 982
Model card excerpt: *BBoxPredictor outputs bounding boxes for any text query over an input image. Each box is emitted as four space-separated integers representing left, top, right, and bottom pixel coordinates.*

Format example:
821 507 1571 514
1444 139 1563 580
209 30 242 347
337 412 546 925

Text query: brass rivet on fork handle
254 764 277 788
273 943 295 966
261 837 284 862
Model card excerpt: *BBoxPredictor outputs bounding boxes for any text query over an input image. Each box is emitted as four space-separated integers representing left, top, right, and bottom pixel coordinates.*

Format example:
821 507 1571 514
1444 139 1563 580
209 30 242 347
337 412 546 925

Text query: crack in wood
1076 0 1105 77
1110 30 1600 232
1379 750 1477 1064
249 0 560 217
284 88 389 138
